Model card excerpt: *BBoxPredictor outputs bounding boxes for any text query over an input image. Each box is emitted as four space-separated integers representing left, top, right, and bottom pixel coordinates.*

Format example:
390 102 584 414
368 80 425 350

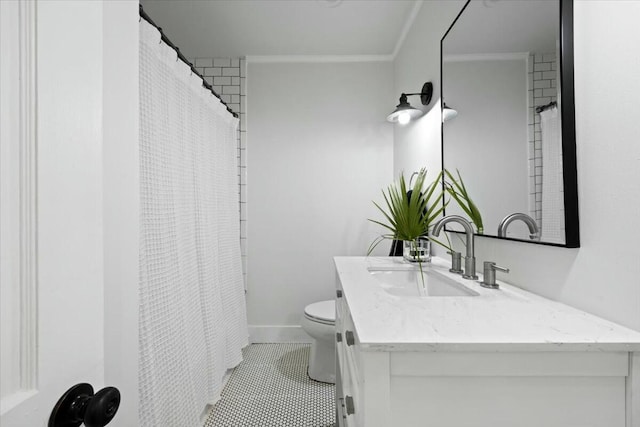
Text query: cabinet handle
345 330 355 346
338 397 347 420
336 332 342 342
345 395 355 415
336 289 343 298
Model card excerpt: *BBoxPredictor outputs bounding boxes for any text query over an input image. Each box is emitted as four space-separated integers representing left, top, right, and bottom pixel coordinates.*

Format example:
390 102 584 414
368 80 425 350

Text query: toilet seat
304 300 335 325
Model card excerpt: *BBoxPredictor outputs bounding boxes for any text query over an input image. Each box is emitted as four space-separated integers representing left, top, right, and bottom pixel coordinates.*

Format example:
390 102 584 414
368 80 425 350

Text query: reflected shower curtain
539 106 565 244
138 20 248 427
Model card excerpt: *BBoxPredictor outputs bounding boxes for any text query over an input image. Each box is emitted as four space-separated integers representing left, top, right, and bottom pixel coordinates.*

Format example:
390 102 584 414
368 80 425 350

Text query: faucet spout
431 215 478 280
497 213 540 240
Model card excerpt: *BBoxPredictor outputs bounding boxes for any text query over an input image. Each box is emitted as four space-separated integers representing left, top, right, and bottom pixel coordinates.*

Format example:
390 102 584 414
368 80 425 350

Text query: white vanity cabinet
336 286 392 427
334 257 640 427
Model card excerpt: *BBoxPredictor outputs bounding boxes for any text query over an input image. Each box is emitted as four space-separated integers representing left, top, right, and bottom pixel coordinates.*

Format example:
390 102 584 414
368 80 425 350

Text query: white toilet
301 300 336 384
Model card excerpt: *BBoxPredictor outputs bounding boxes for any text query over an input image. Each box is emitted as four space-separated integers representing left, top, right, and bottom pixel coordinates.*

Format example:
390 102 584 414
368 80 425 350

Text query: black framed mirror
441 0 579 248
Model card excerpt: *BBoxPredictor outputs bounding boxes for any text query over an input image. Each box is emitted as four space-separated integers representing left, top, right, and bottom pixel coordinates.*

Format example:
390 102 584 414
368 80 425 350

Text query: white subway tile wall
528 52 559 227
192 57 247 289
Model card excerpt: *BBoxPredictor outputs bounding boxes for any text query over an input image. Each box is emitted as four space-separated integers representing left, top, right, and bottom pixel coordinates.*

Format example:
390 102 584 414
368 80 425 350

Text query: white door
1 1 139 426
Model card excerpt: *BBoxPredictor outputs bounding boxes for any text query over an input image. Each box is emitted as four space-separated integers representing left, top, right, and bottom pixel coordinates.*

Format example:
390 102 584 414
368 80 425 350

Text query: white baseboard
249 325 313 343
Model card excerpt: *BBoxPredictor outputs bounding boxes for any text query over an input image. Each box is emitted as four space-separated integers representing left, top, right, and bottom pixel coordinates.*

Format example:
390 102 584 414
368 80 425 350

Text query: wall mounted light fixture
386 82 433 125
442 102 458 122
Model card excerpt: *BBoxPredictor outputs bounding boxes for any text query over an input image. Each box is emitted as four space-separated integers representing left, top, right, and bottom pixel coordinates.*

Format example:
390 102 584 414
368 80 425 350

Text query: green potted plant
443 169 483 234
368 168 446 263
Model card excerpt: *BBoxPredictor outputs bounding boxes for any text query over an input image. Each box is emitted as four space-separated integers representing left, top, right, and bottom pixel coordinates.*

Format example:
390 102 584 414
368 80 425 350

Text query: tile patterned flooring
204 344 335 427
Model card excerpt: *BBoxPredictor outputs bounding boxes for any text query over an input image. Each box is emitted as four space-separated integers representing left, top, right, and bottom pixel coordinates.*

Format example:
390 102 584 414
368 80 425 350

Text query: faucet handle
491 263 509 273
447 251 463 274
481 261 509 289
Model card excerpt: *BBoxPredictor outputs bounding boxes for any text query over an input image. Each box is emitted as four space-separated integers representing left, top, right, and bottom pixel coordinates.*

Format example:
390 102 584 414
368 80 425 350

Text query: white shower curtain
138 20 248 427
539 106 565 244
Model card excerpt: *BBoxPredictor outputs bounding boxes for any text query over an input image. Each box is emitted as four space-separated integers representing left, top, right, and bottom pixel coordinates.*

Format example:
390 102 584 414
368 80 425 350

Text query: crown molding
443 52 530 63
246 55 393 64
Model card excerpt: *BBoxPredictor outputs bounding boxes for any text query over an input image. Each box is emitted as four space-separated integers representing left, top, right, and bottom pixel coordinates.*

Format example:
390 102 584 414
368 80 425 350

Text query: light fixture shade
442 103 458 122
386 105 423 123
387 83 432 124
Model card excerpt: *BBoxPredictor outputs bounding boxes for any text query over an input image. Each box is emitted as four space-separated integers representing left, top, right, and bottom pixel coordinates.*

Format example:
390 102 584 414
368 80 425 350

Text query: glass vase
403 239 431 263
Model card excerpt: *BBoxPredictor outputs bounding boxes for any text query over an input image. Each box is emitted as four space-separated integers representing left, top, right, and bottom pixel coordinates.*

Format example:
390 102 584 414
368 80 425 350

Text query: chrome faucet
497 213 540 241
481 261 509 289
432 215 478 280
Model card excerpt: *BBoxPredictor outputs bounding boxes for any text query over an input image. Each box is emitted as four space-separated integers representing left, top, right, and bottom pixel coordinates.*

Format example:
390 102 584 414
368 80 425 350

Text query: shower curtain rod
139 4 239 119
536 101 557 114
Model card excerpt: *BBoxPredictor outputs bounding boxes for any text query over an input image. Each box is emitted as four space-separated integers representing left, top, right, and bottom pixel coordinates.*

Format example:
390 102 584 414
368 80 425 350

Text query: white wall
394 0 640 332
393 0 466 186
246 61 393 340
443 58 530 238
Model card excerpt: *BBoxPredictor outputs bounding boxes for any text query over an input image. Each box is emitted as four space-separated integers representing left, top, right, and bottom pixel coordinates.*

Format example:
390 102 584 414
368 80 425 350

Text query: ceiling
139 0 420 58
444 0 558 55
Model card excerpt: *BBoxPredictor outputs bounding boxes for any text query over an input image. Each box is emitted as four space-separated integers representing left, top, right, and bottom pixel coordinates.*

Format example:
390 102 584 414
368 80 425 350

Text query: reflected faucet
497 213 540 241
432 215 478 280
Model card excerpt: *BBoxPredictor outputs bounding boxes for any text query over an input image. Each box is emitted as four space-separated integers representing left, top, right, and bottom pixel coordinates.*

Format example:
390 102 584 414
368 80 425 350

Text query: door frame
0 0 39 414
102 1 140 425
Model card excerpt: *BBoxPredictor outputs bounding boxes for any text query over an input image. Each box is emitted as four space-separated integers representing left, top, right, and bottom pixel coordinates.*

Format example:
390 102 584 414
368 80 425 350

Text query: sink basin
368 268 479 297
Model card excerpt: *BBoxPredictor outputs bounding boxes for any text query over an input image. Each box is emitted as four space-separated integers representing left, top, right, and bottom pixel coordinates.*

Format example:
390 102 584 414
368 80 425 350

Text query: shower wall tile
195 57 213 68
204 67 221 77
528 52 559 227
239 58 247 290
534 62 551 72
214 57 231 67
223 86 240 95
193 56 248 289
223 68 240 77
240 114 246 131
240 203 247 221
193 57 241 115
214 76 232 86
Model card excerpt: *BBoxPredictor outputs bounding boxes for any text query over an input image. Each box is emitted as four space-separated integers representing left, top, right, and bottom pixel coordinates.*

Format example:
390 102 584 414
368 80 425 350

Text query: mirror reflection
442 0 567 244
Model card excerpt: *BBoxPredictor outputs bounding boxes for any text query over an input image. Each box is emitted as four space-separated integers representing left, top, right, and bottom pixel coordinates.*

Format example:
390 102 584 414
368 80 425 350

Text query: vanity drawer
340 304 363 384
336 278 364 426
337 305 365 426
337 337 362 427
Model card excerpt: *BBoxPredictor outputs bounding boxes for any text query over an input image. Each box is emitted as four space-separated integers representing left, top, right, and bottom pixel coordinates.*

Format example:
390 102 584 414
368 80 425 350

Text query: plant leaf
368 168 447 250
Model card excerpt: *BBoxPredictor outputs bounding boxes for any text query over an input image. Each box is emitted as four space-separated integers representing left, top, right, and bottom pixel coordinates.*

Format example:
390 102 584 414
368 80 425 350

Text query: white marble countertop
334 256 640 352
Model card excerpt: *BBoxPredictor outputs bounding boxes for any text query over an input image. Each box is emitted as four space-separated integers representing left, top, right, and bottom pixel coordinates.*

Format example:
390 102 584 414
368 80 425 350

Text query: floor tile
204 343 335 427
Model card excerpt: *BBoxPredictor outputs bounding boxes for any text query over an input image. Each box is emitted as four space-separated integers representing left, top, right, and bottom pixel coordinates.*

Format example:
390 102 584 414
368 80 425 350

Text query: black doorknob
49 383 121 427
